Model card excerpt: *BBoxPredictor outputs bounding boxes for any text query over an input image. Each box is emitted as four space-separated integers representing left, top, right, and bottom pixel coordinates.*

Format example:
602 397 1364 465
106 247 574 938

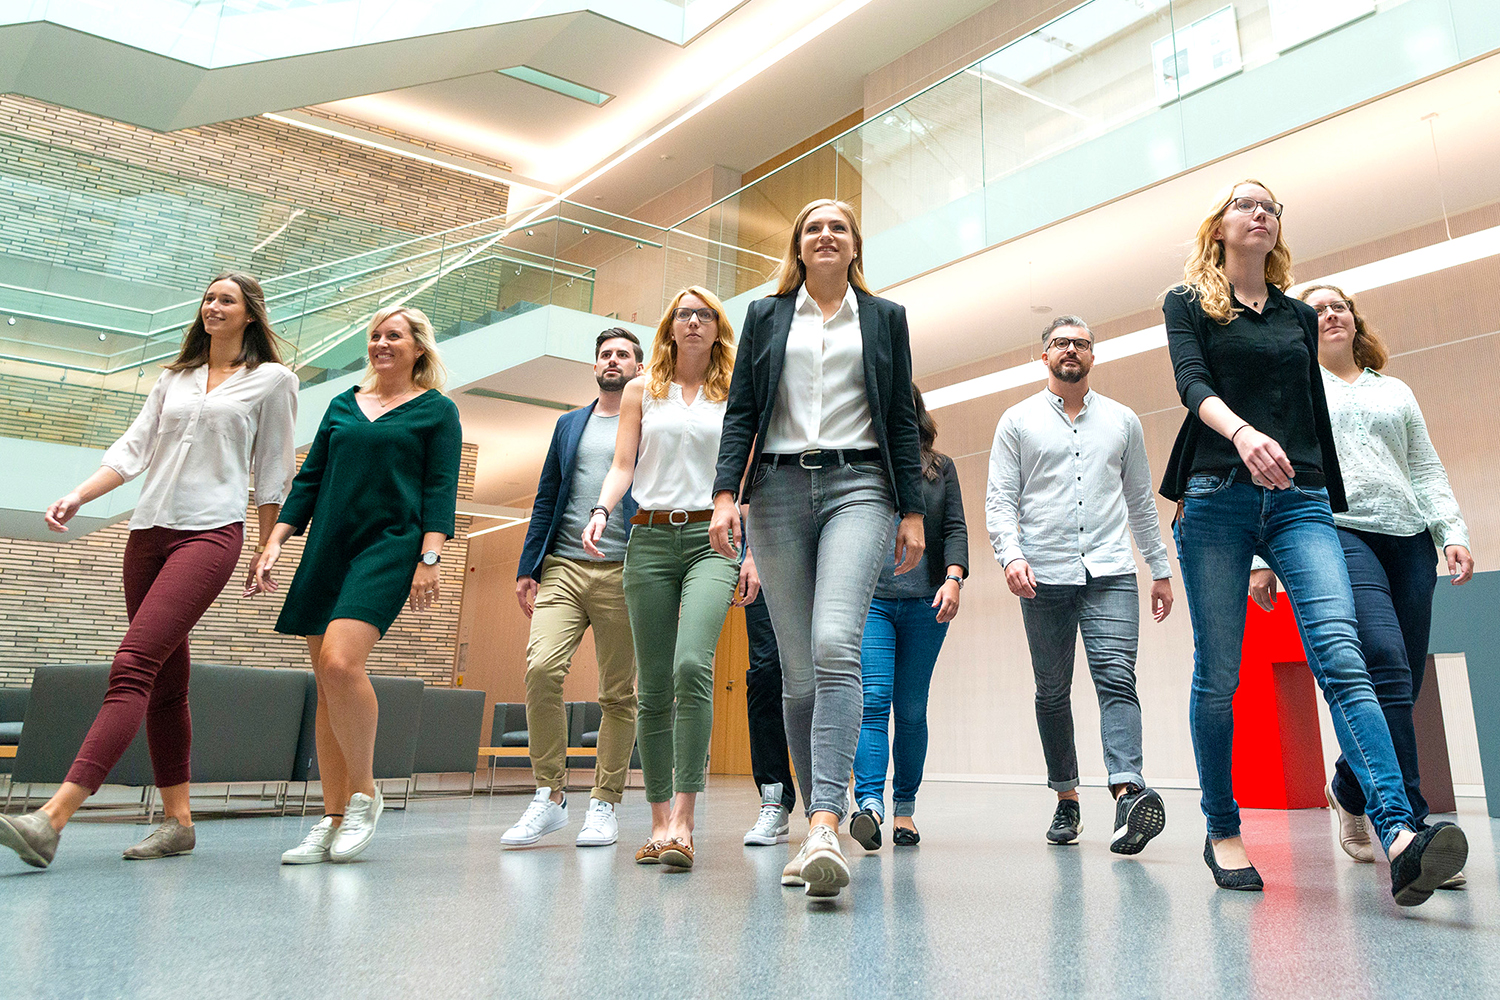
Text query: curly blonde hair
772 199 874 296
646 287 736 402
1299 283 1389 371
1181 179 1295 324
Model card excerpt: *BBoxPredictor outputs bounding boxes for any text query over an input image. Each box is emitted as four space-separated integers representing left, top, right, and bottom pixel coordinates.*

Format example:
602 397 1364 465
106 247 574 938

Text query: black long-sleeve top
1158 284 1346 511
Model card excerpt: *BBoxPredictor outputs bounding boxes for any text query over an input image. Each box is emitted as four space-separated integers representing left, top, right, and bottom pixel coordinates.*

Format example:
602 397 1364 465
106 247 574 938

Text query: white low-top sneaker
798 824 850 898
329 788 384 863
575 798 618 847
781 838 811 887
745 783 791 846
501 788 568 847
282 817 339 865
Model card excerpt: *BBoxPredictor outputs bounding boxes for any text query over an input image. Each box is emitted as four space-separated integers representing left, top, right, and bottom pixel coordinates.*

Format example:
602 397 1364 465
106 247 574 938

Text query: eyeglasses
673 307 717 324
1046 337 1094 353
1226 196 1284 218
1311 300 1350 317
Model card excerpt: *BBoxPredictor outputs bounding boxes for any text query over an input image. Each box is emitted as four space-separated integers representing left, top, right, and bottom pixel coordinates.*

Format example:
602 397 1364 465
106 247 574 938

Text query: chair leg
468 771 476 798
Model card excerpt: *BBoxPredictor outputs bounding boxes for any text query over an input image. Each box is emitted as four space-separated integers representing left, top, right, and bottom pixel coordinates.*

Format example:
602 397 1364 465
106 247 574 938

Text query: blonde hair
1180 179 1295 324
772 199 874 296
1299 283 1389 371
360 305 448 390
646 287 736 403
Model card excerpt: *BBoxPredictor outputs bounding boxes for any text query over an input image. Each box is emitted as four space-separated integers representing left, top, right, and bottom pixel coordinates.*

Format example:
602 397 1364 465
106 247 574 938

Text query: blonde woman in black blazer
710 198 925 900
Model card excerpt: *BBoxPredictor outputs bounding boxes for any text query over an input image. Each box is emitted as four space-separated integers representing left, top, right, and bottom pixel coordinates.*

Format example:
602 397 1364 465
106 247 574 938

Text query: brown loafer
658 838 694 869
635 839 664 864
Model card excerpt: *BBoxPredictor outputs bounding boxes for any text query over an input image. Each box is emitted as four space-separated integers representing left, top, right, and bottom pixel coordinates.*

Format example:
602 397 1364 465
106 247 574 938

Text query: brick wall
0 373 141 448
0 442 478 689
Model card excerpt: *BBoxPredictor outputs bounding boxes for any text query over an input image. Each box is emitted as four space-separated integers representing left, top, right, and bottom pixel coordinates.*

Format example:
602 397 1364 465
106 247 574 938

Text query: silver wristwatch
421 551 441 566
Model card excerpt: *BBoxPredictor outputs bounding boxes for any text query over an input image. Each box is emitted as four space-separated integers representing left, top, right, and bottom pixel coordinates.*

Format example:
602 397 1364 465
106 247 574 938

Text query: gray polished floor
1 780 1496 1000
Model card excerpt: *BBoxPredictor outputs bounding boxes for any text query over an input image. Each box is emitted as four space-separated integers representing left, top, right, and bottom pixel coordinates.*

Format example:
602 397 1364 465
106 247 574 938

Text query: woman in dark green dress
256 304 461 864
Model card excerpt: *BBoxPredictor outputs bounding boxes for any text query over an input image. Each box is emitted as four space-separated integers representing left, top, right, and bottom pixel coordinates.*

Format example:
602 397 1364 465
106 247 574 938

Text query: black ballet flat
849 808 882 851
1204 836 1263 891
892 825 920 847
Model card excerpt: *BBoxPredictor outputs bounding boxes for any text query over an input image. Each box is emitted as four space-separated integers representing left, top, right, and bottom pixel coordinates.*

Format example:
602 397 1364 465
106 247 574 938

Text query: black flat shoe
1204 836 1263 891
849 808 882 851
1391 822 1468 907
892 825 920 846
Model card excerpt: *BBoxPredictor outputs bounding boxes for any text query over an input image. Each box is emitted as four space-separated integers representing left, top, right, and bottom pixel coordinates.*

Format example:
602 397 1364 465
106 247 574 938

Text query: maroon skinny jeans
65 523 243 792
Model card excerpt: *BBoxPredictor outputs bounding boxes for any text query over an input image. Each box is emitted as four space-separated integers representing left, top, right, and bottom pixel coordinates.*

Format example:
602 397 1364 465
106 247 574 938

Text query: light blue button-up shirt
986 388 1171 585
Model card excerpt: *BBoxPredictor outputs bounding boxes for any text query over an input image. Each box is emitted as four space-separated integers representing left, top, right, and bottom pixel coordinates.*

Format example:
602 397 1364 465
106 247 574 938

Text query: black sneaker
1391 822 1468 907
1046 799 1082 845
1110 787 1166 856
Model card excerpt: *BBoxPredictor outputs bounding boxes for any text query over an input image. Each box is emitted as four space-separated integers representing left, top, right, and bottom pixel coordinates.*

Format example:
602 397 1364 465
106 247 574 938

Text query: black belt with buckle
764 448 883 470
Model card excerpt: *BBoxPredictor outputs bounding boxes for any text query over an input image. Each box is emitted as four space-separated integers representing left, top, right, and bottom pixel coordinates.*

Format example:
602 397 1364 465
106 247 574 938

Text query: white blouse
1322 367 1468 550
632 382 727 511
103 363 299 531
764 284 878 453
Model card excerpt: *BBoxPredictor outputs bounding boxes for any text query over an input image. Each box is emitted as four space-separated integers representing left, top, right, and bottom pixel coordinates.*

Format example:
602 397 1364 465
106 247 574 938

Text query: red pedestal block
1232 598 1327 809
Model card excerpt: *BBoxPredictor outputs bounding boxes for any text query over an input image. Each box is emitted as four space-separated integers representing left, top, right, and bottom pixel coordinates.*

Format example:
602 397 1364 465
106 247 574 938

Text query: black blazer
919 455 969 590
712 288 926 517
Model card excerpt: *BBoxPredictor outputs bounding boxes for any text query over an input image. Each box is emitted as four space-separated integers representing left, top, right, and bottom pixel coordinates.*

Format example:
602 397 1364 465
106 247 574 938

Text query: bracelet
254 544 267 554
945 574 964 590
589 505 609 520
1230 423 1252 444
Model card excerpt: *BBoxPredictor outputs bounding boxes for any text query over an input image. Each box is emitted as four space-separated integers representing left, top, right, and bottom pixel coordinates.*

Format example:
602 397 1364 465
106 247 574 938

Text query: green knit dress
275 387 462 637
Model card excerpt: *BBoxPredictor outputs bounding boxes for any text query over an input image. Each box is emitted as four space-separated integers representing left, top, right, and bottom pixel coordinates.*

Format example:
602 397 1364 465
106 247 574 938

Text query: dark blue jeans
744 590 796 813
852 597 950 817
1173 476 1415 850
1329 527 1438 825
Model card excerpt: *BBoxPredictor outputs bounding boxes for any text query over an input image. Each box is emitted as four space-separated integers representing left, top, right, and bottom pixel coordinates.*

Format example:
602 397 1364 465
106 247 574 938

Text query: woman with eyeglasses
1160 180 1466 904
583 287 756 871
1248 284 1473 887
709 199 926 900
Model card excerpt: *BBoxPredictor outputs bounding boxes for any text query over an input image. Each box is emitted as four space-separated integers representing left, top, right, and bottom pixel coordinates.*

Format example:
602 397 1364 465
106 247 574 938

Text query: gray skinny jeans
748 461 895 820
1018 573 1146 792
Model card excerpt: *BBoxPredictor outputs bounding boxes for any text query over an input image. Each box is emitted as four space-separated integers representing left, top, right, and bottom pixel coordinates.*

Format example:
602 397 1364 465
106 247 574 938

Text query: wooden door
709 606 752 774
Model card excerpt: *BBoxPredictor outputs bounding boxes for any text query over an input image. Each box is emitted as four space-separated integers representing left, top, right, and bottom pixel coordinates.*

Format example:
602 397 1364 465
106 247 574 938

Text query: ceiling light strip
467 517 532 539
925 224 1500 410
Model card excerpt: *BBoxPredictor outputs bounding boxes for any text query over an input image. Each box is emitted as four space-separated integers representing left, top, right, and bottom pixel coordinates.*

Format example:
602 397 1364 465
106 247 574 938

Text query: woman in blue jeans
1249 282 1473 887
850 385 967 850
1160 179 1466 904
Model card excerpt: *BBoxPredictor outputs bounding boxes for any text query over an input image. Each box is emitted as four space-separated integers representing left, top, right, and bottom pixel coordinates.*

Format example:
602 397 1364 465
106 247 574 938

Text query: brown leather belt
629 508 714 526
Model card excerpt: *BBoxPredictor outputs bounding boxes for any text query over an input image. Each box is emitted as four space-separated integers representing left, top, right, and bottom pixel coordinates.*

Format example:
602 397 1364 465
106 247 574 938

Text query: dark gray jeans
1019 573 1146 791
748 461 895 820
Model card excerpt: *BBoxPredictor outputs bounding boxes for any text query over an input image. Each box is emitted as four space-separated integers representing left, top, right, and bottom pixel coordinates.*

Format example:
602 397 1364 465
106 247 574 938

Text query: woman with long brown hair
1160 180 1466 904
0 273 297 870
583 287 756 870
1249 283 1472 886
709 199 926 900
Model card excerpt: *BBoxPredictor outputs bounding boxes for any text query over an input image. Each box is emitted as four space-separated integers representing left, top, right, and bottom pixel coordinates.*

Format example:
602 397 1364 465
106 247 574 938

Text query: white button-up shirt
986 387 1171 585
764 284 878 453
103 362 299 531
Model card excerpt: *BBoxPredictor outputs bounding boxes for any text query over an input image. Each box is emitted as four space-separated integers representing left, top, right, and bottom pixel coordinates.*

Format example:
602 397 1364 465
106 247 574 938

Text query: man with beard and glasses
503 328 644 849
986 316 1175 856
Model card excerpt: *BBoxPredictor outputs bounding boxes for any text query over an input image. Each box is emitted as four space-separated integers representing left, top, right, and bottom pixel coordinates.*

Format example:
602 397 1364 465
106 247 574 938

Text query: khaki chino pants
524 555 638 802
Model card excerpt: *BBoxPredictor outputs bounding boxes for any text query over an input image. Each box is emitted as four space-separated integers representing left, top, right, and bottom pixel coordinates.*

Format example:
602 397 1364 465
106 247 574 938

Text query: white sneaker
575 798 618 847
281 816 338 865
745 783 791 846
781 838 811 887
799 824 850 898
329 788 384 863
501 788 568 847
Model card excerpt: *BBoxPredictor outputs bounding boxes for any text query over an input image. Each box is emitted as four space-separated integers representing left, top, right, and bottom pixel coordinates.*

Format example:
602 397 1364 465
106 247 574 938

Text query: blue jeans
1329 528 1438 825
1018 574 1146 792
748 461 895 820
1173 476 1415 850
852 597 949 817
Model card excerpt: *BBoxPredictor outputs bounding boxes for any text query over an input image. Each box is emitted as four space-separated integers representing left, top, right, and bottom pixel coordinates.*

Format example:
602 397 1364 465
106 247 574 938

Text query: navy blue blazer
712 288 926 517
517 401 638 581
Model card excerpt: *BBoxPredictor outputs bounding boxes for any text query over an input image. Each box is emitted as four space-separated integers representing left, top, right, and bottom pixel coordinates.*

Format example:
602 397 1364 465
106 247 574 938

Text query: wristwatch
945 574 964 589
421 551 441 566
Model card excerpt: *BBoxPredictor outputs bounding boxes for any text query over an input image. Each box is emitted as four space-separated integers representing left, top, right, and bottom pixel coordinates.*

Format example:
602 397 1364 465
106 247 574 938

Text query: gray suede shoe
0 810 61 869
122 818 196 860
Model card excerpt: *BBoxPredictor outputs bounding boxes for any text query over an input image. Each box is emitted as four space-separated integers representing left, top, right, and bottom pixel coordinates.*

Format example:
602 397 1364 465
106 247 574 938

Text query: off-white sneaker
782 838 811 887
798 824 850 898
575 798 618 847
745 783 791 846
282 817 339 865
329 788 384 863
501 788 568 847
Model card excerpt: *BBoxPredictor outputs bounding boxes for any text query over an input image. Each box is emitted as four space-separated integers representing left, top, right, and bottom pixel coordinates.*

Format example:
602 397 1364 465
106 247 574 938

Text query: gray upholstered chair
186 664 309 811
0 686 28 779
485 702 531 792
412 686 485 796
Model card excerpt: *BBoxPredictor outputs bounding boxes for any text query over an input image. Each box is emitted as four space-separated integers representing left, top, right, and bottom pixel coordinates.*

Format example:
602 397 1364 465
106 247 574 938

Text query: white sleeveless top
633 382 727 510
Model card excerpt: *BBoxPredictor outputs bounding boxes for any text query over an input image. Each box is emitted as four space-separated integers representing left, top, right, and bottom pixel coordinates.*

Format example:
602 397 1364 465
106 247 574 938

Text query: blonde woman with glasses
257 305 462 865
584 287 756 870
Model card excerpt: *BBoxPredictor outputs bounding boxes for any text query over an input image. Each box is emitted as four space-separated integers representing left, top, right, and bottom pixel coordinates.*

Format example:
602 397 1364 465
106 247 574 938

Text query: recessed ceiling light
498 66 613 107
1030 305 1052 314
